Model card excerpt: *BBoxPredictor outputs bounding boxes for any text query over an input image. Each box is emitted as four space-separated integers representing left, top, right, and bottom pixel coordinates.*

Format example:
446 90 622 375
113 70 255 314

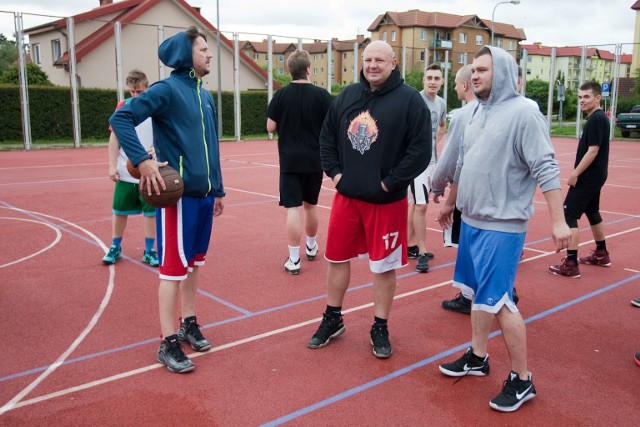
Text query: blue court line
260 272 640 427
2 202 638 383
0 201 249 314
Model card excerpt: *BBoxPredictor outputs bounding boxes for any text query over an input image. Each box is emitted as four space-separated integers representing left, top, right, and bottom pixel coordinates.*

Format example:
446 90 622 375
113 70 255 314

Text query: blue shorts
157 195 214 281
452 221 524 313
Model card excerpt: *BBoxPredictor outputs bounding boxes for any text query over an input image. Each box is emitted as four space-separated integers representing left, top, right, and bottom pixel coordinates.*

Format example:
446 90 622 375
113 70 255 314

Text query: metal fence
1 9 635 149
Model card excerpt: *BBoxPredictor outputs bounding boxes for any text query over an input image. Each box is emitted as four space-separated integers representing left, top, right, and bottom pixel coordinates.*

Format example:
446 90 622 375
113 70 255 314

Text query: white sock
306 236 317 249
288 246 300 263
462 289 473 300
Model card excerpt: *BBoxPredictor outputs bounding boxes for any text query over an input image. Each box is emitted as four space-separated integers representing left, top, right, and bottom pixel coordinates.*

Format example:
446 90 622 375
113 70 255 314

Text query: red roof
241 41 296 55
368 9 525 40
620 54 633 64
521 44 606 58
24 0 271 86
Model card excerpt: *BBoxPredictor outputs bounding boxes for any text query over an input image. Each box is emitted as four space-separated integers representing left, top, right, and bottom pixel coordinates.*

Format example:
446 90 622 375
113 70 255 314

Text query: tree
0 62 53 85
0 34 17 75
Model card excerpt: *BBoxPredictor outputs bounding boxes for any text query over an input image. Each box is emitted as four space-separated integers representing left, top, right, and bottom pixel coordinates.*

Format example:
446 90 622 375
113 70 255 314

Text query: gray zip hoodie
456 46 560 233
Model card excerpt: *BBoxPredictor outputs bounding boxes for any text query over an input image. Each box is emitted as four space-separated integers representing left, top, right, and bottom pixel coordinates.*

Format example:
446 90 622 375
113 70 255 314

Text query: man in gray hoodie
437 46 571 412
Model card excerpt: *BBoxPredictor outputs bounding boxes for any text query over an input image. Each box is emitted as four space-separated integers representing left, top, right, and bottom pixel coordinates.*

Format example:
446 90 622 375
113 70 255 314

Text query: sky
0 0 637 52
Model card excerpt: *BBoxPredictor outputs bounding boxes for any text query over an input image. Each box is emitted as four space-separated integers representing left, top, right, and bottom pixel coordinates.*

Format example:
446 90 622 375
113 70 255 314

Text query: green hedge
0 85 269 141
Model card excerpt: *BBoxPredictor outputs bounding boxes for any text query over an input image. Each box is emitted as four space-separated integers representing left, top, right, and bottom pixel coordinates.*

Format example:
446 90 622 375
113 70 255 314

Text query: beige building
240 36 370 89
367 9 525 74
522 44 627 91
25 0 270 91
632 1 640 71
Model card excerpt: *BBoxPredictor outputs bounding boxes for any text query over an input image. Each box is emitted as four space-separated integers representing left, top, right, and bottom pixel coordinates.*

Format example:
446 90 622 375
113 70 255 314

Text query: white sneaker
305 244 318 260
284 257 300 275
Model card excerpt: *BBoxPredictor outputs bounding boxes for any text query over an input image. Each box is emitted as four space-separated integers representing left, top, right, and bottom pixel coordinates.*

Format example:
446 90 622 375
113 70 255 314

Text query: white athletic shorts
408 162 436 205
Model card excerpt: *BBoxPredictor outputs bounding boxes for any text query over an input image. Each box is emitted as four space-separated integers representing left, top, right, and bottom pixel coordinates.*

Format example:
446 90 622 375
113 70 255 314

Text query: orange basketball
126 159 141 179
139 166 184 208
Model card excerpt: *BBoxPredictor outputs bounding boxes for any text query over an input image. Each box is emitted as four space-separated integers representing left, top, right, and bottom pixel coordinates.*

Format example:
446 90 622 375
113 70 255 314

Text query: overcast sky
0 0 636 52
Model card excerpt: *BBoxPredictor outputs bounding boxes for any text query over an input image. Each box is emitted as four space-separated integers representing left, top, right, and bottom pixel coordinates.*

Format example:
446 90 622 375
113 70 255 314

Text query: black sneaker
489 371 536 412
307 313 345 349
370 323 392 358
407 245 420 259
425 252 435 260
157 334 195 373
178 316 212 351
416 253 430 273
442 293 472 314
439 347 490 377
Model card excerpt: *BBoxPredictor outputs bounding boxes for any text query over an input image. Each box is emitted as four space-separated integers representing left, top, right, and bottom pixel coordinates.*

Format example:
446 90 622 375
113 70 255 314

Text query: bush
0 63 53 86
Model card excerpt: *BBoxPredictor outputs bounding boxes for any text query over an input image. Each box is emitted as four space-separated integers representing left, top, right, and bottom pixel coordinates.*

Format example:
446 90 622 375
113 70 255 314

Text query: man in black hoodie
307 40 431 358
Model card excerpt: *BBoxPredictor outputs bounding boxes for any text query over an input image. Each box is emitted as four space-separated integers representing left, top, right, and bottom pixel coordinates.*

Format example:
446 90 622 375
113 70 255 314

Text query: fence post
67 17 81 148
14 12 31 150
114 21 124 103
233 33 241 141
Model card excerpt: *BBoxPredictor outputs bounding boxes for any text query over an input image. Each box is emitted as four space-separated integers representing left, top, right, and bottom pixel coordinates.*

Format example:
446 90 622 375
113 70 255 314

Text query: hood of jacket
475 45 519 107
359 67 404 95
158 31 193 71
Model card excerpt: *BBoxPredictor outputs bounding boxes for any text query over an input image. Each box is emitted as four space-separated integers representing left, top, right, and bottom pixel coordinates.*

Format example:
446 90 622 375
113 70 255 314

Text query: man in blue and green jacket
110 27 224 374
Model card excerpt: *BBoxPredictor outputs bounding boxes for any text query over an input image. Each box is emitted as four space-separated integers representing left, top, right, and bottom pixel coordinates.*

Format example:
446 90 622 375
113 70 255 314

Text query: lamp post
491 0 520 46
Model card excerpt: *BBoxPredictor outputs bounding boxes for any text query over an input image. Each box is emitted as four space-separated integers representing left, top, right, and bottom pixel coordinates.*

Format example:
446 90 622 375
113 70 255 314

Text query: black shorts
563 185 601 220
279 171 323 208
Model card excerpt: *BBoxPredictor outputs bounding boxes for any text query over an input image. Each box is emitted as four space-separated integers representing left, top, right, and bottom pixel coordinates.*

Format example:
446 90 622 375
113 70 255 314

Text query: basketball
139 166 184 208
126 159 141 179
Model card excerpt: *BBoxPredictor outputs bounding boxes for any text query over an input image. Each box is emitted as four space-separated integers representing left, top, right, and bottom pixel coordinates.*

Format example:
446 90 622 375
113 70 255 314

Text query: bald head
454 64 474 102
362 40 397 91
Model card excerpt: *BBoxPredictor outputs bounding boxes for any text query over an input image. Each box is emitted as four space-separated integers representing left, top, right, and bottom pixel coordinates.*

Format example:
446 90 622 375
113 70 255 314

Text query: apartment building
240 36 370 89
522 44 631 91
366 9 525 74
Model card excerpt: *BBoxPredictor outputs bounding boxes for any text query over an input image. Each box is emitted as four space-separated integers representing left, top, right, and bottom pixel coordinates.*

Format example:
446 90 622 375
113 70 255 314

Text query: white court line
0 163 105 171
0 217 62 269
5 279 453 413
221 152 277 158
224 159 278 168
0 177 103 188
625 268 640 273
224 186 333 211
0 207 114 416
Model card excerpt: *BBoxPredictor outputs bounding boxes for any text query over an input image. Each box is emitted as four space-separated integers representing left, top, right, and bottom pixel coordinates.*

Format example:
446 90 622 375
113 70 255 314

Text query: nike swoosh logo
463 363 484 370
516 385 532 400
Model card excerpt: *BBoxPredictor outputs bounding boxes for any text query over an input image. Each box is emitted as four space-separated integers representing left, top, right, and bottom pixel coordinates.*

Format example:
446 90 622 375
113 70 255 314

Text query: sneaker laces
314 314 340 339
186 321 205 341
166 340 188 362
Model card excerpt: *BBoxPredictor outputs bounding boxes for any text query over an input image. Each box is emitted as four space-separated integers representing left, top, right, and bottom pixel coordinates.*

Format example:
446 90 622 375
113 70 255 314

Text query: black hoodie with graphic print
320 67 431 204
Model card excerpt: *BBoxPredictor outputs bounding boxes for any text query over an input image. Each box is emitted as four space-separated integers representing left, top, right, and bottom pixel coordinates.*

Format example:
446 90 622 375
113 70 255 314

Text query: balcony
434 39 453 49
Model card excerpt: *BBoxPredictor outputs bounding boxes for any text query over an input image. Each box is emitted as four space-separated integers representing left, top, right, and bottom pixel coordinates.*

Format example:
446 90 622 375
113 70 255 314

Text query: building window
459 33 467 44
253 53 259 60
51 39 61 62
509 40 515 51
313 54 318 61
313 68 317 75
421 30 427 41
391 31 396 42
475 35 483 45
497 39 503 48
382 32 387 42
527 56 532 62
343 52 347 59
420 51 425 61
458 52 466 64
278 54 284 62
32 43 41 65
278 68 284 75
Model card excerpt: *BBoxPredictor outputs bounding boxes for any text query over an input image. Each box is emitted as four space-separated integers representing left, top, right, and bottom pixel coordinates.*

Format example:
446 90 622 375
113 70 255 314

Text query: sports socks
595 240 607 251
567 249 578 262
145 237 155 252
288 245 300 263
112 237 123 249
325 305 342 317
306 235 317 250
374 316 387 326
461 289 473 300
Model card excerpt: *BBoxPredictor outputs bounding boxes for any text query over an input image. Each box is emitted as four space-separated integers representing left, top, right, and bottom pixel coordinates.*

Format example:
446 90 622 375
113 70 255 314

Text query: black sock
470 348 486 361
567 250 578 262
374 316 387 326
325 305 342 317
595 240 606 251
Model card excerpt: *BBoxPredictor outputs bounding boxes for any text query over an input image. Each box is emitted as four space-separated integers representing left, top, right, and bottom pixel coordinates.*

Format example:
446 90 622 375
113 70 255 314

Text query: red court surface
0 137 639 426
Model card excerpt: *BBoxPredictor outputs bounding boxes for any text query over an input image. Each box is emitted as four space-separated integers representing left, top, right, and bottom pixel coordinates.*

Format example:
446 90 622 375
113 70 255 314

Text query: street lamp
491 0 520 46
